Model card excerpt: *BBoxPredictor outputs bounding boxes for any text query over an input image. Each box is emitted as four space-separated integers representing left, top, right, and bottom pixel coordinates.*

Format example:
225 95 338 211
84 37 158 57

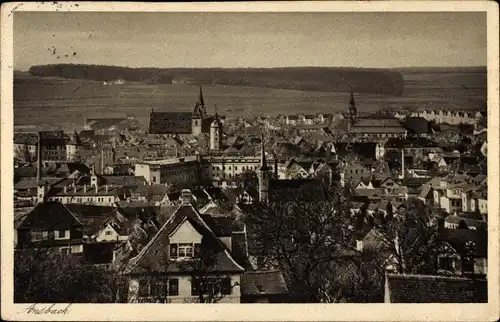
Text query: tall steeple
192 87 204 135
198 86 205 107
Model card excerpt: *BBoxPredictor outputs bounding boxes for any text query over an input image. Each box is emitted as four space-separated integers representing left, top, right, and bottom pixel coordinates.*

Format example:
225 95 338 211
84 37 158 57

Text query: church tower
210 108 223 151
192 86 205 135
258 135 271 203
347 91 357 133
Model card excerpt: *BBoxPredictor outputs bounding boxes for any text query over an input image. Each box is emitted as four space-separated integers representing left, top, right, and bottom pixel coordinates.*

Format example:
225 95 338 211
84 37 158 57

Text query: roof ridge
188 204 245 272
124 202 184 274
386 273 476 281
61 202 84 226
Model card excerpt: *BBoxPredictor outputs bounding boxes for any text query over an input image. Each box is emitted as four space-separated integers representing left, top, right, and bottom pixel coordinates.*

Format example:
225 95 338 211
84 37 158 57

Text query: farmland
14 68 486 132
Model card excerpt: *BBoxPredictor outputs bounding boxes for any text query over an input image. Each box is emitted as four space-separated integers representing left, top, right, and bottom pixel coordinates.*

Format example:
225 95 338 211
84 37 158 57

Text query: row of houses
401 109 483 125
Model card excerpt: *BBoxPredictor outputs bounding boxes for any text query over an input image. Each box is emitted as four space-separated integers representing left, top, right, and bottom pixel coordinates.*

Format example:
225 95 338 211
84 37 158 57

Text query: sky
13 12 487 70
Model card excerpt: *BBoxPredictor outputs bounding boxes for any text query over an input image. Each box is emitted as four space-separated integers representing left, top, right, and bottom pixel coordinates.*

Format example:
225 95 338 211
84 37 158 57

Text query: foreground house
16 202 120 260
122 189 245 303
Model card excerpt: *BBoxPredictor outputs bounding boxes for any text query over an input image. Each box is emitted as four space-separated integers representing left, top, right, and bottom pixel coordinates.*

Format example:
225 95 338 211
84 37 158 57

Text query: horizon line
15 64 488 73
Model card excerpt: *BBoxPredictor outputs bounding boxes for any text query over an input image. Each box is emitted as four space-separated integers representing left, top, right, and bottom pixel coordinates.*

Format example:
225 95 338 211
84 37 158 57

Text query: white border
1 2 499 321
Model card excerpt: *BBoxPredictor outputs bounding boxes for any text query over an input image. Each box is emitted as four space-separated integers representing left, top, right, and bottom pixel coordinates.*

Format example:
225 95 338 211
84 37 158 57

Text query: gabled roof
385 274 487 303
64 205 117 236
17 202 83 230
100 175 147 188
441 228 487 257
200 215 236 237
241 270 289 296
123 201 244 275
116 202 157 221
148 112 192 134
404 117 431 134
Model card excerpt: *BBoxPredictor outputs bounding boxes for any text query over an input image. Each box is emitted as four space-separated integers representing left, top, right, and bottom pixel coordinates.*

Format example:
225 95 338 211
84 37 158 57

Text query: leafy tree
180 237 238 303
244 179 360 302
14 248 122 303
371 198 444 274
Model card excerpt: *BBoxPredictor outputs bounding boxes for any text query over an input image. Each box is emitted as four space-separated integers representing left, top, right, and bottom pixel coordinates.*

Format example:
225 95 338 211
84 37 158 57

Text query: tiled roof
404 117 431 134
14 132 38 145
241 270 289 296
385 273 487 303
64 205 116 236
441 228 487 257
148 112 192 134
351 127 406 134
123 201 244 275
17 202 83 230
116 203 157 221
354 117 404 128
201 215 235 237
101 175 147 188
14 177 62 190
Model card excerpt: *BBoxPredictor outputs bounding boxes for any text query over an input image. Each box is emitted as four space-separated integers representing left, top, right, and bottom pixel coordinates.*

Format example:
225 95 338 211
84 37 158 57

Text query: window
170 243 200 259
56 230 68 239
60 247 70 254
170 244 178 259
31 230 44 241
234 166 238 170
439 257 454 271
138 278 150 297
105 230 113 236
168 279 179 296
191 278 232 296
178 243 192 258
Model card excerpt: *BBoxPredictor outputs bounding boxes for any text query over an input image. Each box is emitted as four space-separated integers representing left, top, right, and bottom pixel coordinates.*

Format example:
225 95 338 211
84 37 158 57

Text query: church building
148 87 222 137
343 92 407 139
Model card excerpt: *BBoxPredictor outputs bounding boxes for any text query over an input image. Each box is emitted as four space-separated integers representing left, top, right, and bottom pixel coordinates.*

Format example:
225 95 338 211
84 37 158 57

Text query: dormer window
169 243 201 260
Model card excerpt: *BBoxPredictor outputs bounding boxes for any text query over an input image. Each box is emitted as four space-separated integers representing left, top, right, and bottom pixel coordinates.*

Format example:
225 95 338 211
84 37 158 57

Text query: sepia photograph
1 1 499 321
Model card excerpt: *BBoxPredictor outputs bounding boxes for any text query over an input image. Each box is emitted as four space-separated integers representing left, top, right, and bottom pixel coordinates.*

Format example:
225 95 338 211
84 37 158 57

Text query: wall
170 220 203 244
47 195 117 206
135 164 152 183
478 199 487 214
96 224 127 242
128 274 241 303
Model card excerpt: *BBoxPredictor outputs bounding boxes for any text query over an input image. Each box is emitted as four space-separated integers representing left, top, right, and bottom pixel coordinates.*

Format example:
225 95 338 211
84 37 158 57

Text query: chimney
64 186 67 193
36 132 42 184
84 184 87 193
95 185 98 193
73 185 77 193
181 189 192 205
105 185 109 193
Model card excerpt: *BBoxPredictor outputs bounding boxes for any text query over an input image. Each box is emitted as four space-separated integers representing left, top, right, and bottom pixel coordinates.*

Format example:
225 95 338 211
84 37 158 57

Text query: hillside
27 64 405 96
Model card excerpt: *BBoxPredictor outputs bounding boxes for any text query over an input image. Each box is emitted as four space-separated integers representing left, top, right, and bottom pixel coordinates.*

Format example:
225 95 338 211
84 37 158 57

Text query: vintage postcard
1 1 499 321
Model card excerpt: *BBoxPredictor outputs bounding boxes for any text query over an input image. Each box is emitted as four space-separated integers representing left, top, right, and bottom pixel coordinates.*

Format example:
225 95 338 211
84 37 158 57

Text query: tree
181 236 238 303
371 198 443 275
244 179 360 302
14 248 121 303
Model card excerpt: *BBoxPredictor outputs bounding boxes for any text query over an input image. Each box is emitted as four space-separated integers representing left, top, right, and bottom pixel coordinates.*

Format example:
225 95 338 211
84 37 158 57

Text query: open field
14 69 486 132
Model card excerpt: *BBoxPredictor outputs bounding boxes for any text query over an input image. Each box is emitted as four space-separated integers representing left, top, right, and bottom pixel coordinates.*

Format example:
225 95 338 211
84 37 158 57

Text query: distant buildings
410 109 481 125
344 93 407 139
148 87 224 141
14 131 81 163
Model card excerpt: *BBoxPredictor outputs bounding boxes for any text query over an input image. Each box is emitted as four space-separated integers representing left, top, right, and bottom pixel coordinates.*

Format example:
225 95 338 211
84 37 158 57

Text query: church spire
198 86 205 106
193 86 205 118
